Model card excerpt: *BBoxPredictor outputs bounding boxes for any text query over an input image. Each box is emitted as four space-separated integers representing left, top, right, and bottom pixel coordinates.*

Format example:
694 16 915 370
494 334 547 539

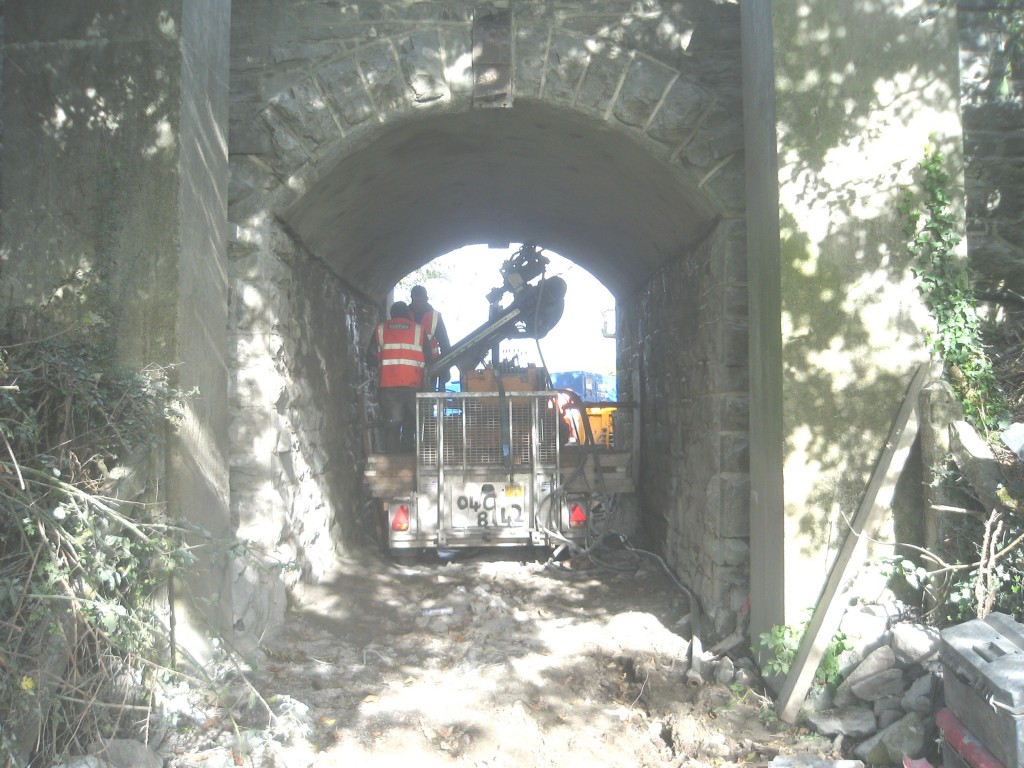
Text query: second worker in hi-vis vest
410 284 451 391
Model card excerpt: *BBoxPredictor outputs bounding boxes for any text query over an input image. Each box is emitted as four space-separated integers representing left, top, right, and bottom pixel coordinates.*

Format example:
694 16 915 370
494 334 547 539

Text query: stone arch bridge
0 1 961 655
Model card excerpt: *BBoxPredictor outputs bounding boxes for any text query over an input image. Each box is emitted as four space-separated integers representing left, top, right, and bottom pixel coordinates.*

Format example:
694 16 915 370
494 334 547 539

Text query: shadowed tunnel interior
279 101 720 299
232 94 747 639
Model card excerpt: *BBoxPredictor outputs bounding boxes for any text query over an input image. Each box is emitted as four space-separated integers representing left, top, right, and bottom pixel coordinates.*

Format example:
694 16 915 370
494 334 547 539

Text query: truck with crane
363 244 633 558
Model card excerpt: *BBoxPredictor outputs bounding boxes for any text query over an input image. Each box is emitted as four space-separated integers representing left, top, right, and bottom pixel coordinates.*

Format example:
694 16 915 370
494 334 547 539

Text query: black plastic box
940 613 1024 768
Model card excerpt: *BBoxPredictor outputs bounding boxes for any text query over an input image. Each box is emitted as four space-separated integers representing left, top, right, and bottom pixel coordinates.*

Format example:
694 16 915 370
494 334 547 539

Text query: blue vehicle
549 371 616 402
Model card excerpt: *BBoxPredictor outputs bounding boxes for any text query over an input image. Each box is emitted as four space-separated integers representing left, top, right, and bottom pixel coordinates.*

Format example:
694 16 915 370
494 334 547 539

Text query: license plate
451 482 527 528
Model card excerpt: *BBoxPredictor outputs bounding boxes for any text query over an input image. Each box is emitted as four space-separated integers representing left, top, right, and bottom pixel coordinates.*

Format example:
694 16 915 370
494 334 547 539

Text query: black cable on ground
545 530 706 685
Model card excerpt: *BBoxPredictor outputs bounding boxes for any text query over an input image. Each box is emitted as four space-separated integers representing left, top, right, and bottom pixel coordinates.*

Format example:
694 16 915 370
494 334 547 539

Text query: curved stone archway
226 0 749 639
279 101 720 298
229 0 744 290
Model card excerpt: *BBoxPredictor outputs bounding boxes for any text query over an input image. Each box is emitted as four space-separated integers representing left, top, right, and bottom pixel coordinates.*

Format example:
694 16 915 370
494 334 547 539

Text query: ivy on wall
901 144 1009 432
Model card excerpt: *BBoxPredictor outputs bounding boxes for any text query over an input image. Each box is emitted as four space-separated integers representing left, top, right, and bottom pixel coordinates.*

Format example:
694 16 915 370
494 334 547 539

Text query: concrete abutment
0 0 966 659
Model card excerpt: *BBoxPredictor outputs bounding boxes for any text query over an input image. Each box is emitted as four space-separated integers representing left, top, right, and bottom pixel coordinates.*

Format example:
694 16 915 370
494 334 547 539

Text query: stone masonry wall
958 0 1024 293
228 216 375 638
227 0 746 635
228 0 743 232
622 219 750 637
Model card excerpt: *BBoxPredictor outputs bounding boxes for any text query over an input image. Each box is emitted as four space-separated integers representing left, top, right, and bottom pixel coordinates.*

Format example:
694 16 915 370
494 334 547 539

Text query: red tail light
569 503 587 528
391 504 410 532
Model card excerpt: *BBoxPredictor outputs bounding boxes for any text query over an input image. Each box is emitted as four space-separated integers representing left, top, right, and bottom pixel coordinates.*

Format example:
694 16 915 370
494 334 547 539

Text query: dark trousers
378 386 417 453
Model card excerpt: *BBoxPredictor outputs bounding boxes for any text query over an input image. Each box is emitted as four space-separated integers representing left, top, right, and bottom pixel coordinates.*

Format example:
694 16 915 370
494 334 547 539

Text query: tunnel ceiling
280 101 719 298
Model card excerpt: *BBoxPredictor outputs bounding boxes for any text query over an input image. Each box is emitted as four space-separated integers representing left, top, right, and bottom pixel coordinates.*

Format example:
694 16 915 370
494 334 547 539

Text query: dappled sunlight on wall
774 0 960 618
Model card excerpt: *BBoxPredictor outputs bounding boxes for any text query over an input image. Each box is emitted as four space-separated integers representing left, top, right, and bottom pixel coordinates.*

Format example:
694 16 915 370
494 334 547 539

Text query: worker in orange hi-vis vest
365 301 428 452
410 285 451 391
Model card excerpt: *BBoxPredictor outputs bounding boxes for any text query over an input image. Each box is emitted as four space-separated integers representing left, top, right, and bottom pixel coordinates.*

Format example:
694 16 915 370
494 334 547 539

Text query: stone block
229 156 281 211
229 246 292 284
715 474 750 536
705 536 749 568
316 57 376 130
838 606 891 660
230 452 273 482
683 96 744 166
723 283 748 319
544 29 590 104
230 332 284 365
703 158 746 215
228 406 283 456
356 40 408 116
850 667 905 702
613 55 677 129
576 49 629 115
835 645 896 708
646 76 708 148
230 555 288 642
232 360 287 407
260 105 312 175
232 486 287 530
853 712 928 765
804 707 878 738
720 434 750 474
711 362 749 393
890 623 940 665
229 222 267 258
270 76 341 153
231 279 285 333
900 673 935 716
397 30 449 104
513 24 547 98
723 317 748 366
229 110 275 156
719 394 749 432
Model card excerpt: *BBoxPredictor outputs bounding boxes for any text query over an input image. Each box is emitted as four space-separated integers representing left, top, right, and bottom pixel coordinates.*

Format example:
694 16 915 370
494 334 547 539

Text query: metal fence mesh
417 394 558 468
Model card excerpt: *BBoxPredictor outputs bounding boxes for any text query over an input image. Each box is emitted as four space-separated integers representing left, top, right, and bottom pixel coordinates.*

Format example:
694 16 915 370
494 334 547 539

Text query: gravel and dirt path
163 545 837 767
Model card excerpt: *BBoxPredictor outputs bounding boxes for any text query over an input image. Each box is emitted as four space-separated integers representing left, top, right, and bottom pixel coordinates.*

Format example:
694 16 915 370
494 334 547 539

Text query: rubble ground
161 543 838 767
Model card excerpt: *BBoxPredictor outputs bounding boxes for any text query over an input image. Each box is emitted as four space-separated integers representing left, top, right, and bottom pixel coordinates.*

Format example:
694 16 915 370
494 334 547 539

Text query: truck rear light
391 504 411 532
569 503 587 528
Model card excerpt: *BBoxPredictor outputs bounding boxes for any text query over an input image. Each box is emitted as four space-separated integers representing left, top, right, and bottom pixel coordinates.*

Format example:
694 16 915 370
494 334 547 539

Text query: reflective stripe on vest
376 319 425 388
420 309 442 357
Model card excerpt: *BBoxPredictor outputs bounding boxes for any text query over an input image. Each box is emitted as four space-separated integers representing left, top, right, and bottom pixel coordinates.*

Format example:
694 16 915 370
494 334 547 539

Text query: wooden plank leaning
775 360 936 724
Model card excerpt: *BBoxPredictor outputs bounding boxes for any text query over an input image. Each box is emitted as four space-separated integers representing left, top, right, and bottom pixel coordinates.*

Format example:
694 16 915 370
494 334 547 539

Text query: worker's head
410 285 428 313
389 301 410 319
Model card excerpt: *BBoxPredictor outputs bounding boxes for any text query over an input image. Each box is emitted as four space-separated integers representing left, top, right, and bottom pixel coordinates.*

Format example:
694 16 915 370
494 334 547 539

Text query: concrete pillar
770 1 961 622
741 2 786 644
0 0 232 658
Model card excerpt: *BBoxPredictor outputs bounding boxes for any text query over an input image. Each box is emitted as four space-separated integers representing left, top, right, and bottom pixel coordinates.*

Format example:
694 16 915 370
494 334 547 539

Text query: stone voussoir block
613 54 677 130
543 28 591 103
396 29 450 104
576 51 630 115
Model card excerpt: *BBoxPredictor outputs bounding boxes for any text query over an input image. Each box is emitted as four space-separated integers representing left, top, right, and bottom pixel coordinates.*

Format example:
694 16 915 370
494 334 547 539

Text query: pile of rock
794 605 944 765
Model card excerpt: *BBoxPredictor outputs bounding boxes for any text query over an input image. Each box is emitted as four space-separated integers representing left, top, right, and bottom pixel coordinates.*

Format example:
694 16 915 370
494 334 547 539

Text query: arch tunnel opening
392 244 617 387
230 101 750 638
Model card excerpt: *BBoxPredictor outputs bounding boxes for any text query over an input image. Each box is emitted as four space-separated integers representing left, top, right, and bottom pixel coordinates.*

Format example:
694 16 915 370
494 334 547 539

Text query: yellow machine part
585 406 615 447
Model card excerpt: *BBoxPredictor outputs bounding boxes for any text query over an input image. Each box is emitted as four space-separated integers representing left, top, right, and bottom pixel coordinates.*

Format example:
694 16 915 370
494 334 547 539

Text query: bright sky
396 244 616 376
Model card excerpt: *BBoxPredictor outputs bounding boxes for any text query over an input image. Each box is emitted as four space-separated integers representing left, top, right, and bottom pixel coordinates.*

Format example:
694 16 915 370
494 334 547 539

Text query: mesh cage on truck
381 390 585 552
416 391 560 469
